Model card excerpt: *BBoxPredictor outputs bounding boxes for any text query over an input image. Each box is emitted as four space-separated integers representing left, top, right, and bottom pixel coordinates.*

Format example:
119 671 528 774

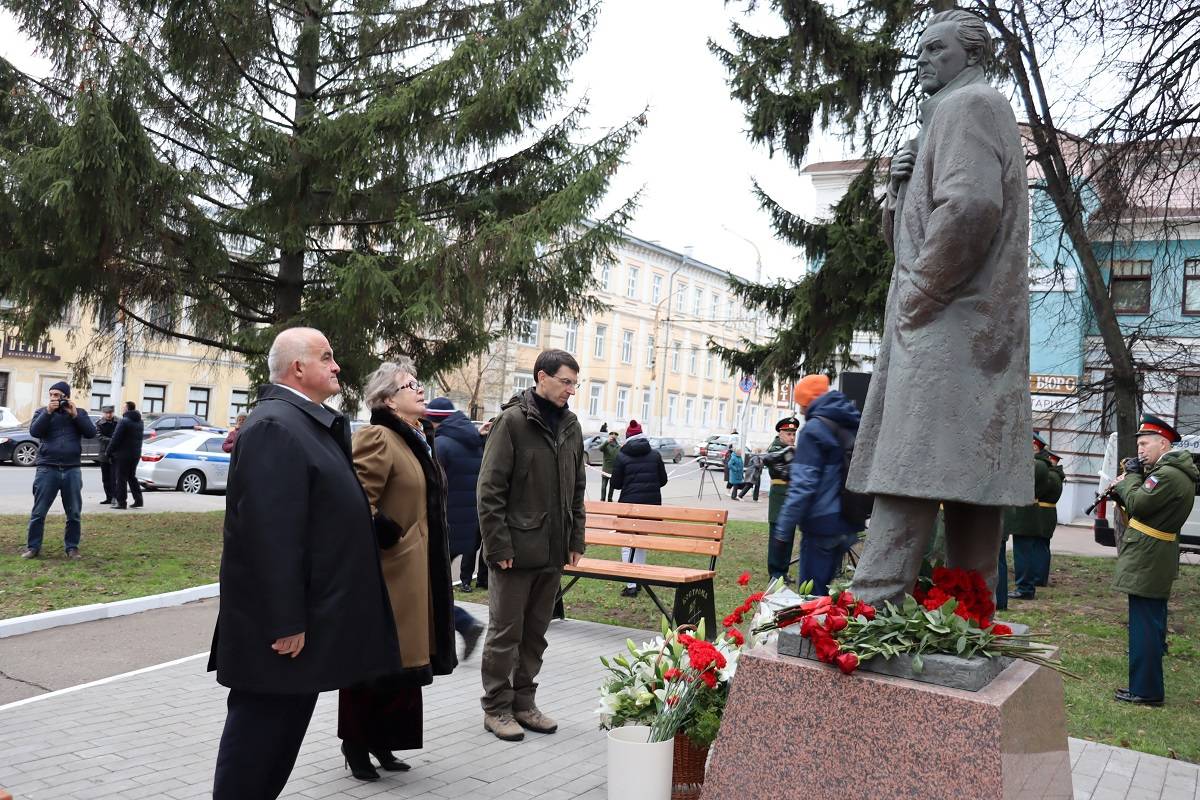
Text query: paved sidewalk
1 603 1197 800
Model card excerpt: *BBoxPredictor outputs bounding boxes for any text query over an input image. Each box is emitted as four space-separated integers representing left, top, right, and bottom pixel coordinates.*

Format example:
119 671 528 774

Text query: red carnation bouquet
754 569 1071 677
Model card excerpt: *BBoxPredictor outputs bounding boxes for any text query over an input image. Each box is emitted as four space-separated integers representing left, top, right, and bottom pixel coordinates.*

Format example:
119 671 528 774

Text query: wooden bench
555 500 728 637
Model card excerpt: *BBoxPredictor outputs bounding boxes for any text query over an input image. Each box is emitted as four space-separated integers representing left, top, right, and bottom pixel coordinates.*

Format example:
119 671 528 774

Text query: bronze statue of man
847 9 1032 606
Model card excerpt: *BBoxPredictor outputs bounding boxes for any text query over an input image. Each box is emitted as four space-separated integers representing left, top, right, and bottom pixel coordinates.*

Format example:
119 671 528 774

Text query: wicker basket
671 733 710 800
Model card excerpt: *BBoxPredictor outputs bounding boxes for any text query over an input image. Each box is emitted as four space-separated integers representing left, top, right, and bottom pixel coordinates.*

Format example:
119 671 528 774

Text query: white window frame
676 283 688 313
641 389 652 421
688 346 698 376
589 383 605 417
685 396 695 425
616 387 629 419
594 324 607 359
702 398 712 425
692 286 703 316
626 267 639 299
188 386 211 420
143 383 167 414
718 400 728 423
646 334 656 367
667 393 678 424
651 274 663 305
621 329 634 364
512 372 534 394
671 340 682 372
564 320 578 352
230 389 250 421
90 379 112 412
514 317 539 347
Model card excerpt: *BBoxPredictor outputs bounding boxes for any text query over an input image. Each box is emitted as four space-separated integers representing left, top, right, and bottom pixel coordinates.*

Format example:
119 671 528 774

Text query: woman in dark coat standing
340 360 457 781
610 421 668 598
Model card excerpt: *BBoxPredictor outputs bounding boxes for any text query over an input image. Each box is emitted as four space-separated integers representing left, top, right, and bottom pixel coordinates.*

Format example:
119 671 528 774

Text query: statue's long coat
847 68 1033 506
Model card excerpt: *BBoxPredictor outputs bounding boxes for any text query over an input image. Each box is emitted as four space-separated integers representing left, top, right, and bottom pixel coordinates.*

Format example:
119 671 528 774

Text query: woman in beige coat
338 360 456 781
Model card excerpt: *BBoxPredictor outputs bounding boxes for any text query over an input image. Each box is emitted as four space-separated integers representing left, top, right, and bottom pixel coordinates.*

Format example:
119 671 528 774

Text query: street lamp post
722 226 765 454
652 254 692 436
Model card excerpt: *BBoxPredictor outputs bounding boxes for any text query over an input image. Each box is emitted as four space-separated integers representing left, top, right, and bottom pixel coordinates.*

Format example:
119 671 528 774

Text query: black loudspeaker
838 372 871 411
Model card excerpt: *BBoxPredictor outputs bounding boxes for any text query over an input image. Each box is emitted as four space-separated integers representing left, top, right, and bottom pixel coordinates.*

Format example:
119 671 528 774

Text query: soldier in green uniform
599 430 621 501
1108 414 1197 705
764 415 799 581
1006 433 1064 601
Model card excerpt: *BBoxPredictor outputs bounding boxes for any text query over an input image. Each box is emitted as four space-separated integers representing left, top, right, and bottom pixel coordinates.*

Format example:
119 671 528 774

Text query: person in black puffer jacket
610 421 668 598
107 402 144 509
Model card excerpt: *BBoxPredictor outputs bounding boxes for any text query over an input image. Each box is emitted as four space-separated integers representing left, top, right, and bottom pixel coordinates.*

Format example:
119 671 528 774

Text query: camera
53 398 70 413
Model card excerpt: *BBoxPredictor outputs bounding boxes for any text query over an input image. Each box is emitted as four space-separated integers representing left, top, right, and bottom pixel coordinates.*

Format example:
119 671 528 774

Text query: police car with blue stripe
136 430 230 494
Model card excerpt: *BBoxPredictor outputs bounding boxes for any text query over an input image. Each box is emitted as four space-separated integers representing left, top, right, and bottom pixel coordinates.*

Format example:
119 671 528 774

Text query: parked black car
0 425 105 466
142 413 225 442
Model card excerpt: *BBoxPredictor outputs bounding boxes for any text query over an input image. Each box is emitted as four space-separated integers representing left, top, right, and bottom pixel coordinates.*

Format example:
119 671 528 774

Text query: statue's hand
890 148 916 183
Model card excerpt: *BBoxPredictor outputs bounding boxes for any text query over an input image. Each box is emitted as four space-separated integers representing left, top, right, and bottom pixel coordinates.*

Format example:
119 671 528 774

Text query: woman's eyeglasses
397 380 423 393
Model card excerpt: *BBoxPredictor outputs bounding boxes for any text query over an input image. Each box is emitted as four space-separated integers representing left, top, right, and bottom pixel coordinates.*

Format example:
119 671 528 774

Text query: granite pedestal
701 642 1072 800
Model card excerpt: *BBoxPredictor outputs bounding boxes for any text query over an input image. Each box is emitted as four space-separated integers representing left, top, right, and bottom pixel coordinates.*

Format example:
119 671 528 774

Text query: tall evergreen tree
0 1 639 403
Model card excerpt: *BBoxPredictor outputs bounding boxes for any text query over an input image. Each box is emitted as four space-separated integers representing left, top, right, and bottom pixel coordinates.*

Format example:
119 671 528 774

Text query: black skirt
337 683 423 750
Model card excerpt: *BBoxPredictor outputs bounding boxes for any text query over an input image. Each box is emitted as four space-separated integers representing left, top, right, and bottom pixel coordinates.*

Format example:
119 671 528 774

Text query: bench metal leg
672 579 716 640
553 575 581 620
642 585 675 626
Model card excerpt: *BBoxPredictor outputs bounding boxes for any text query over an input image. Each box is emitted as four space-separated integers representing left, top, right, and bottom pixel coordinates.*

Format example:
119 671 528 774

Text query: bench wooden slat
585 500 727 525
585 514 725 540
565 558 715 584
584 529 722 556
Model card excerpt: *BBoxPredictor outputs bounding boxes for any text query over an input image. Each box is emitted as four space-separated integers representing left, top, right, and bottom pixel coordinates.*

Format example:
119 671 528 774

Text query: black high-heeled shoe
341 742 380 781
370 748 411 772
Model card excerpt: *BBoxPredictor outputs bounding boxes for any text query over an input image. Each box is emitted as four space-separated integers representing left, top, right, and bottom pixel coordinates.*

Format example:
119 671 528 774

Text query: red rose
825 613 848 633
800 615 820 637
738 571 751 586
723 613 741 628
801 595 833 613
991 623 1012 636
836 590 856 609
852 601 876 620
835 652 860 674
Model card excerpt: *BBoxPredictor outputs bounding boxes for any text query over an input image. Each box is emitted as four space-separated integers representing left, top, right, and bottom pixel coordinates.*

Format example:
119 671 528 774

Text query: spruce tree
0 1 639 402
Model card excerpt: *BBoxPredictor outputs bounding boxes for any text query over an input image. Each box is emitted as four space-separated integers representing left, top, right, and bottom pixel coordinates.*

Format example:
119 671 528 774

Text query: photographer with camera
1106 414 1197 706
20 381 97 559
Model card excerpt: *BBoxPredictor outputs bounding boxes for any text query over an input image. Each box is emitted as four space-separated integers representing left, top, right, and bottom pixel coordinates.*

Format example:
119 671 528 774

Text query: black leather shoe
114 504 128 509
620 586 640 598
341 742 380 781
99 499 112 505
1007 591 1035 600
130 502 143 508
370 748 411 772
459 582 473 593
1114 688 1163 706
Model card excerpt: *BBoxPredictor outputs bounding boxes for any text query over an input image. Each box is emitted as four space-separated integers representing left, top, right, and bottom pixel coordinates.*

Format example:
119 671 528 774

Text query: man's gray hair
364 358 418 410
267 327 323 382
927 9 994 64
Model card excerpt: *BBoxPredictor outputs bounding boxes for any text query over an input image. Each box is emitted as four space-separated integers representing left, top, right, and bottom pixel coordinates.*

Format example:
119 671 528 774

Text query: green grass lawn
4 513 1197 763
0 512 225 618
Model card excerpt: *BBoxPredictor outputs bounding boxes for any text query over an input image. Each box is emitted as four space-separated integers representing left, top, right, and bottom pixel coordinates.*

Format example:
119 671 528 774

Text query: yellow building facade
0 308 251 426
444 233 790 449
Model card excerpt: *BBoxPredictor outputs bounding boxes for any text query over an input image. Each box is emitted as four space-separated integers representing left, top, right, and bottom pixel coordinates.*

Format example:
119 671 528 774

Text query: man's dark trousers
1128 594 1168 701
99 458 115 502
113 457 142 506
213 689 318 799
1011 535 1039 596
480 567 560 714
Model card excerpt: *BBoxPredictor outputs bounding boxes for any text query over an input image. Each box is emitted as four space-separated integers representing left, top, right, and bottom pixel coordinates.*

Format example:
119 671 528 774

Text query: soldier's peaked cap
775 416 800 432
1136 414 1181 443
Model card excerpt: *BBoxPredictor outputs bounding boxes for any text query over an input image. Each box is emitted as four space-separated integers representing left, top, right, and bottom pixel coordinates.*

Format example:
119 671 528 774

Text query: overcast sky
0 1 854 283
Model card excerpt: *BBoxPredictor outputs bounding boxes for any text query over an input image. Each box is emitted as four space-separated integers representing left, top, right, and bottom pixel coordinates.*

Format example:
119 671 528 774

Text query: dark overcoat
208 384 401 694
611 436 668 505
106 409 143 462
848 66 1032 506
432 410 485 557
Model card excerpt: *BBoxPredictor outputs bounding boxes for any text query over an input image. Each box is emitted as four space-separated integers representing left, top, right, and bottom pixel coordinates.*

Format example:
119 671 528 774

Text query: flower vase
670 732 710 800
607 725 673 800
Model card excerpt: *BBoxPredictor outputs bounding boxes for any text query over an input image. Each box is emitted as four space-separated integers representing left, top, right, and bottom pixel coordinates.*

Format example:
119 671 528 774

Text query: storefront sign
1029 374 1077 395
3 336 60 361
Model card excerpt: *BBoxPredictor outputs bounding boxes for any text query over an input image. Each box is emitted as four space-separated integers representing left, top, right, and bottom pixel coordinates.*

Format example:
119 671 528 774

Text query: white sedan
136 431 230 494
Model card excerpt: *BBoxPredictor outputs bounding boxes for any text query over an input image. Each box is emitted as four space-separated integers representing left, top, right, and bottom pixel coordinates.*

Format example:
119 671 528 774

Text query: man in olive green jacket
477 349 586 740
1005 435 1064 601
599 431 621 501
1109 414 1197 705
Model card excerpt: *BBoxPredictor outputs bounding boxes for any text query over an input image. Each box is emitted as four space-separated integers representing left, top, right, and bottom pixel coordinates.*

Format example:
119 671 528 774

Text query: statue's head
916 10 993 95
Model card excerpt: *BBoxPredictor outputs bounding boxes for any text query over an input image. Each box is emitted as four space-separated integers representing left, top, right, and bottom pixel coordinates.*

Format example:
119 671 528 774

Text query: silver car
136 431 230 494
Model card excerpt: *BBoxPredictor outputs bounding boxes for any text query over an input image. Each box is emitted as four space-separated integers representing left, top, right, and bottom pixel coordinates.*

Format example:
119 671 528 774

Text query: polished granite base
701 642 1073 800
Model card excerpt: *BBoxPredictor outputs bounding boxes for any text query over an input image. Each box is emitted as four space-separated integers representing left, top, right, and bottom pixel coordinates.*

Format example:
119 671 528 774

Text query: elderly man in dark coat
847 10 1032 606
209 327 400 800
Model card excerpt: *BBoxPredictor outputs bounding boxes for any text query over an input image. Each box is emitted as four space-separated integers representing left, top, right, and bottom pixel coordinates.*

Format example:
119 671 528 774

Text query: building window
514 317 539 347
671 340 682 372
668 393 678 423
90 379 112 411
230 389 250 421
601 262 612 292
0 371 8 407
641 389 651 421
692 286 703 316
513 373 534 394
702 398 712 425
1109 259 1151 314
718 400 727 423
564 320 578 352
1185 260 1200 316
685 396 695 425
188 387 211 420
688 345 698 376
621 329 634 364
589 383 604 417
705 352 713 378
751 406 760 431
1177 375 1200 433
1100 372 1145 435
626 267 639 299
143 384 166 414
594 324 607 359
651 274 663 305
710 292 720 320
646 334 656 368
676 284 688 313
616 387 629 419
